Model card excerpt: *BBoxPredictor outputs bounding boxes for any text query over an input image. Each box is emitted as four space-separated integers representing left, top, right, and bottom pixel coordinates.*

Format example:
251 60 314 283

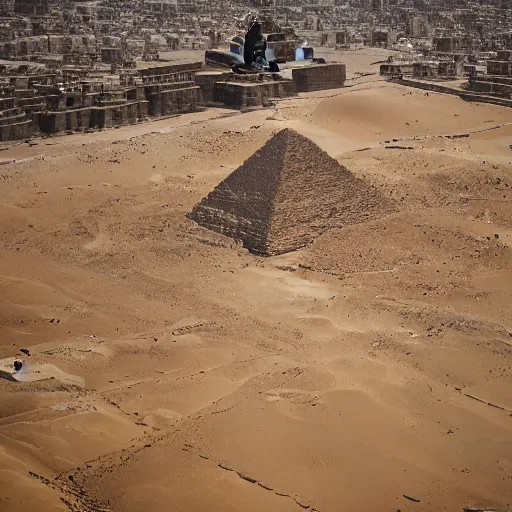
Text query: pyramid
189 129 394 256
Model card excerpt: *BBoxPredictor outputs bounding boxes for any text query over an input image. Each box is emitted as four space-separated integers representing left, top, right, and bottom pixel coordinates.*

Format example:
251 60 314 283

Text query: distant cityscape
0 0 510 142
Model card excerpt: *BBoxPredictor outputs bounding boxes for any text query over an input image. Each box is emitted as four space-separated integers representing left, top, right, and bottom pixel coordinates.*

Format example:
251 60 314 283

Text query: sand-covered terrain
0 68 511 511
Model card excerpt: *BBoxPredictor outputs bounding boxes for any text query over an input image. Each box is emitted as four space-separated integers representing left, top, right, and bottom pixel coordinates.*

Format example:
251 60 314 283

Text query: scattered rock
170 318 207 336
237 472 257 483
294 497 311 509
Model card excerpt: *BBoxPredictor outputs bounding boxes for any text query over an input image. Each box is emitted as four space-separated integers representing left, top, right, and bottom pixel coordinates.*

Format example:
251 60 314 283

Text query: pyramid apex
271 127 309 138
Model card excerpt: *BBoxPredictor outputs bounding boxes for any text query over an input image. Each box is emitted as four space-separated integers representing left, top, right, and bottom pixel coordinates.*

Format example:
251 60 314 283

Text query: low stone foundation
0 119 33 141
38 101 148 133
194 71 232 105
38 108 91 133
467 75 512 99
395 78 512 108
213 80 296 109
148 86 201 116
90 101 148 129
292 63 346 92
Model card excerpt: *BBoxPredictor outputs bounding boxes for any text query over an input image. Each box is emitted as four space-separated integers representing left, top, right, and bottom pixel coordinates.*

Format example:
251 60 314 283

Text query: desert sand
1 52 512 512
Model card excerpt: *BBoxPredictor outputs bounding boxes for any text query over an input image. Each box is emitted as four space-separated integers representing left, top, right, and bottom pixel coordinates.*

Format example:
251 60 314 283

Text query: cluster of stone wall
292 63 346 92
0 62 205 141
37 101 149 133
0 61 349 142
0 35 98 59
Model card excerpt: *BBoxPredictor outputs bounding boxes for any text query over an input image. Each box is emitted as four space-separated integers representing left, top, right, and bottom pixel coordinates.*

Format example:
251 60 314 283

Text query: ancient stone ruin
189 128 394 256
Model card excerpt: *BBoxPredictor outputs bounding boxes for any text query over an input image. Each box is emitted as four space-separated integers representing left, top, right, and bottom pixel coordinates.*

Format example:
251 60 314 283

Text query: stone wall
38 101 148 133
0 35 48 58
14 0 48 15
487 60 512 76
0 110 27 126
459 91 512 108
396 78 512 108
0 119 33 141
138 62 202 78
143 81 197 96
38 108 91 133
213 80 296 109
470 80 512 97
396 78 462 95
140 70 197 85
0 34 99 59
194 71 232 105
48 35 97 55
148 86 200 116
90 101 148 128
292 63 346 92
0 97 16 110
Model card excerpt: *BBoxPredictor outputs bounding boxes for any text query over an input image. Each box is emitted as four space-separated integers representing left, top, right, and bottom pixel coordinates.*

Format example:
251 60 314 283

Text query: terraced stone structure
189 129 393 256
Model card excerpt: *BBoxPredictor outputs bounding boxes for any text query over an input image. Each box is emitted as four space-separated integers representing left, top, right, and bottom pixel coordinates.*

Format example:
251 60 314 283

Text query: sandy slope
0 78 511 512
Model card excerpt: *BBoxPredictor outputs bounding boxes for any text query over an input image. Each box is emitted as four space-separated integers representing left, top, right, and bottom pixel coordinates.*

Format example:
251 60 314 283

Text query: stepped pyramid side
266 131 393 254
189 129 395 256
188 133 287 255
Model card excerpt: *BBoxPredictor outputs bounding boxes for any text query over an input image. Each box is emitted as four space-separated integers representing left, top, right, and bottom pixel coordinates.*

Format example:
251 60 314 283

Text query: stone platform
213 79 296 109
194 62 346 110
38 101 149 133
0 118 33 141
148 85 201 116
291 63 346 92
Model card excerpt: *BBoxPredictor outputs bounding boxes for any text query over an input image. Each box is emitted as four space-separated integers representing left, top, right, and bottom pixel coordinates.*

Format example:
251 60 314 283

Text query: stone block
292 63 346 92
148 87 200 116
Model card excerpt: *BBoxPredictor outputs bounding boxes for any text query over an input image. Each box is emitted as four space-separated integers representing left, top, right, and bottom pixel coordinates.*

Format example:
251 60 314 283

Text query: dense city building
0 0 509 141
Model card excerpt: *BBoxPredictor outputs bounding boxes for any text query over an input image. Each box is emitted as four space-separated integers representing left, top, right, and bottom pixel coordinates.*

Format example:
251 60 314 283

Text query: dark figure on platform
244 21 267 68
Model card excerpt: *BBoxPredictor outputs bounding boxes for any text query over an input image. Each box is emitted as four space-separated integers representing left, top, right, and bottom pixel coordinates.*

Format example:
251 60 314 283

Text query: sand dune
0 72 511 512
312 85 512 138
